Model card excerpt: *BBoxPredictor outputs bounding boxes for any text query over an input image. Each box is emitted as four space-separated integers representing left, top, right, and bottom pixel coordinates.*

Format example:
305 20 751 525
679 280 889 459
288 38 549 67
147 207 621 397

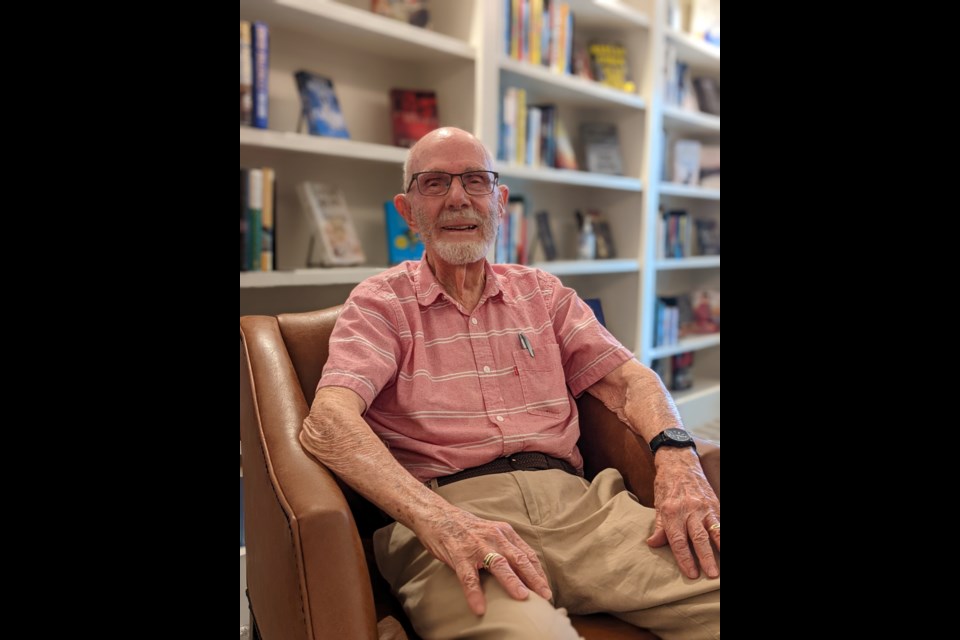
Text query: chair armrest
241 316 379 640
576 394 721 506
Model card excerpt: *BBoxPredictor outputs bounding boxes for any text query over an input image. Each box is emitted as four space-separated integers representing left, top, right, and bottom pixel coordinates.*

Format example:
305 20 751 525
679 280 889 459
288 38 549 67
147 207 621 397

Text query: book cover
390 89 438 148
587 41 636 93
371 0 431 28
589 209 616 259
583 298 607 327
297 182 366 266
581 123 623 175
699 145 720 188
239 21 253 126
294 71 350 138
672 139 701 185
695 218 720 255
689 289 720 333
251 21 270 129
384 200 424 264
693 77 720 116
534 210 557 261
670 351 695 391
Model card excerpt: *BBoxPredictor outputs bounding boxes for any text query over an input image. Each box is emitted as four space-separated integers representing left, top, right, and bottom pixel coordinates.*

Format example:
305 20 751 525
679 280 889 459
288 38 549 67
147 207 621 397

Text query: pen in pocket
518 332 535 358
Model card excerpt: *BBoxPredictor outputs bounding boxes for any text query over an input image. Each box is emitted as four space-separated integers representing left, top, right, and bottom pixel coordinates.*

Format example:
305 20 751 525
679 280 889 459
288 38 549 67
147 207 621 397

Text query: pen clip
519 333 535 358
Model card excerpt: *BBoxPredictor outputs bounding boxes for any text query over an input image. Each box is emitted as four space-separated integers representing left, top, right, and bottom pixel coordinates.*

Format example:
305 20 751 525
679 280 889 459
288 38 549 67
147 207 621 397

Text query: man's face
402 135 506 267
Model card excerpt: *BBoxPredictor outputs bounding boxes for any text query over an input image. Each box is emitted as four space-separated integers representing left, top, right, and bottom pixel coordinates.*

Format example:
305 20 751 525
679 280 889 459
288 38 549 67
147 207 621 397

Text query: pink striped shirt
317 259 634 482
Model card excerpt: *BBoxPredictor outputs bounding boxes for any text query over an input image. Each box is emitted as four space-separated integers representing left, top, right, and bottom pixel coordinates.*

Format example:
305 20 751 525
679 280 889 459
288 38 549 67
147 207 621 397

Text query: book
695 218 720 255
240 168 248 271
260 167 276 271
689 289 720 333
588 41 636 93
247 168 263 271
371 0 431 28
589 210 616 259
297 182 366 266
389 89 438 148
384 200 424 264
294 71 350 138
239 21 253 126
670 351 695 391
693 77 720 116
672 139 701 185
583 298 607 327
699 145 720 188
581 123 623 175
251 22 270 129
534 210 557 261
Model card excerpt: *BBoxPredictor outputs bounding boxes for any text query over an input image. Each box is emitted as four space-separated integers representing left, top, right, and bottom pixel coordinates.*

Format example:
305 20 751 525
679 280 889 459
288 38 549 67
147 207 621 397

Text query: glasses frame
406 171 500 197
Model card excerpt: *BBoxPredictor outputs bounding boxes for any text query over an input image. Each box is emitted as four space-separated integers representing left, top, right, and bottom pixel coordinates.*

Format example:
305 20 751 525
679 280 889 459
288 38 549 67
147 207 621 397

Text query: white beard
414 204 499 265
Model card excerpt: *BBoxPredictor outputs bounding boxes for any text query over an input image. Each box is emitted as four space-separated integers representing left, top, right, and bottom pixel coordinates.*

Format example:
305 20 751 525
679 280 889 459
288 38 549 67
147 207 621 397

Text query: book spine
239 21 253 126
252 22 270 129
240 168 249 271
260 167 275 271
247 169 263 271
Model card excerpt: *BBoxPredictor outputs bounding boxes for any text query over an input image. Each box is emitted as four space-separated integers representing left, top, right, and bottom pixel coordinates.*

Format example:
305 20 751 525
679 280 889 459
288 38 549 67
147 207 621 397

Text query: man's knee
480 595 581 640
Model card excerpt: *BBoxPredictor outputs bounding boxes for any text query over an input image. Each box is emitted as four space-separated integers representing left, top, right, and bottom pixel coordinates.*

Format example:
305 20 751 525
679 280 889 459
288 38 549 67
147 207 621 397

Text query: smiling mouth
441 225 479 231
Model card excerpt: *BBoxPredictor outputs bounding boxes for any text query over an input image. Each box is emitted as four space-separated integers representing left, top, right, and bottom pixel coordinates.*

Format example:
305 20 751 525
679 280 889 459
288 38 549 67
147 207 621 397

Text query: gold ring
482 552 503 570
709 523 721 531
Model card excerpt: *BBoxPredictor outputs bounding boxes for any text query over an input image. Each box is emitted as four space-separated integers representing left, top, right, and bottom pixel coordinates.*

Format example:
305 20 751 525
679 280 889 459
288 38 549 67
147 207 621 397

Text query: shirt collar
414 258 505 307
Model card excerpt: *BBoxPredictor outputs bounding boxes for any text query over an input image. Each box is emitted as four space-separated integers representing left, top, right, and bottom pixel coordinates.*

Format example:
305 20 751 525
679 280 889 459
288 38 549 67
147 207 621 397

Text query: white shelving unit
239 0 719 414
640 2 720 429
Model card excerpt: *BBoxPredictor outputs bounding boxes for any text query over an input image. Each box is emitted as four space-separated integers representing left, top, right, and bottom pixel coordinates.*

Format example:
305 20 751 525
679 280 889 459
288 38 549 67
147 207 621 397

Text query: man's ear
497 184 510 218
394 193 416 230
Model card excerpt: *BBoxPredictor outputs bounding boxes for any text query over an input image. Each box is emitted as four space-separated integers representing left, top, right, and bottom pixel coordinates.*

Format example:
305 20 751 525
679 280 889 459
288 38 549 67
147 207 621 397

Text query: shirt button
483 366 491 373
496 416 504 422
471 318 478 325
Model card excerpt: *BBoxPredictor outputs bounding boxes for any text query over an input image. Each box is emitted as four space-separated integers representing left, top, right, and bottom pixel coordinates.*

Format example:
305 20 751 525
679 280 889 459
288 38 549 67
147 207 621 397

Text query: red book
390 89 438 148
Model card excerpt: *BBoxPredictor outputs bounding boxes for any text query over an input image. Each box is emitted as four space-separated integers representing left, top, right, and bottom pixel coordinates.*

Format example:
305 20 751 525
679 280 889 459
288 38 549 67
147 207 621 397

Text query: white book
296 182 366 266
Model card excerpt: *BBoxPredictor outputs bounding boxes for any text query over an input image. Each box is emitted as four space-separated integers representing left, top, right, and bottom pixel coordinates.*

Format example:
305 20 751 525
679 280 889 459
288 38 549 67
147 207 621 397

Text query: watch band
649 428 697 455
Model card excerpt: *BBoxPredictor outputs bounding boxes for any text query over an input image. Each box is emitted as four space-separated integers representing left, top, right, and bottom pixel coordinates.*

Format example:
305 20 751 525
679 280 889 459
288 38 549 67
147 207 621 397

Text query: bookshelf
238 0 719 412
641 3 720 432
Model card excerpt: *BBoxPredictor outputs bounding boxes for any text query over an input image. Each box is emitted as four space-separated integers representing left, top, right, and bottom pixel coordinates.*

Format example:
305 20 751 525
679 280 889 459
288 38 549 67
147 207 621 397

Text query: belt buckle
510 453 549 471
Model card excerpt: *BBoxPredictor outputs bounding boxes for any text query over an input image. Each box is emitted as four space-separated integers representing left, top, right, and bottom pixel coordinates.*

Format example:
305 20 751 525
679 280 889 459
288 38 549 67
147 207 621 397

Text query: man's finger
455 561 487 616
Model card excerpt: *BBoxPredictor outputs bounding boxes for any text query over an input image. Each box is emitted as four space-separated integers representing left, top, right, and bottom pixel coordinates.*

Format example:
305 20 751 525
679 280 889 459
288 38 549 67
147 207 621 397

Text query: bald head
403 127 494 191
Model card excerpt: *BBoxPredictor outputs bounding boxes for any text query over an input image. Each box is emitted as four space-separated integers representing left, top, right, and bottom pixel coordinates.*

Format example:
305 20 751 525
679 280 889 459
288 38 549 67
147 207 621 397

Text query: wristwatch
649 428 697 455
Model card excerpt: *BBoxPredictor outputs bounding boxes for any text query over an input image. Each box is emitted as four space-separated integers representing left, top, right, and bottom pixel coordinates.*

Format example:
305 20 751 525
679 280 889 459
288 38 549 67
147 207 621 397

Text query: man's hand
646 448 720 579
413 506 553 616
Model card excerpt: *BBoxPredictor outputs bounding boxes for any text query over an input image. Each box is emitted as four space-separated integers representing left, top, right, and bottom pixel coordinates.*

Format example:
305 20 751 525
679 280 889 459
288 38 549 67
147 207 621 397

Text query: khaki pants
374 468 720 640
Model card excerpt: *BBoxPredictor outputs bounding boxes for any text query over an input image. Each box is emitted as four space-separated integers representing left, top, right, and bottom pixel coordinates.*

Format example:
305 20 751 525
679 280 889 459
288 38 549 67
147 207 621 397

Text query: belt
430 452 583 489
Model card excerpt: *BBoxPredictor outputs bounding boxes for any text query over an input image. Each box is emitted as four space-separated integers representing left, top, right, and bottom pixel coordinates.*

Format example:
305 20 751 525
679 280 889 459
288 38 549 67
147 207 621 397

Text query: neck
426 254 486 313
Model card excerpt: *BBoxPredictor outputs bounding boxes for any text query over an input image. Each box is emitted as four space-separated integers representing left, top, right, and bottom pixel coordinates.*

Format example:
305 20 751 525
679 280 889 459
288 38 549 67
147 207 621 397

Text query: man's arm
299 386 553 615
586 359 720 579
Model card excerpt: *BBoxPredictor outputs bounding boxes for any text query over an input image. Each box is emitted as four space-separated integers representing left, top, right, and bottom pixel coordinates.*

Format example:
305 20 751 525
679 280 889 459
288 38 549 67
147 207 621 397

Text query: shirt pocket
513 343 570 418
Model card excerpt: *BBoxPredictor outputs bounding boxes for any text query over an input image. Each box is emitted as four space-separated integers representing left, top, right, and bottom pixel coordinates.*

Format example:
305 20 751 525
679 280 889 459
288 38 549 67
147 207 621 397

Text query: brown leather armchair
240 307 720 640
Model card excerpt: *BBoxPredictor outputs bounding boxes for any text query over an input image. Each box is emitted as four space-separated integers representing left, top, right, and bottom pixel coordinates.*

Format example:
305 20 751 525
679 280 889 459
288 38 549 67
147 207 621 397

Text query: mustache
436 210 487 225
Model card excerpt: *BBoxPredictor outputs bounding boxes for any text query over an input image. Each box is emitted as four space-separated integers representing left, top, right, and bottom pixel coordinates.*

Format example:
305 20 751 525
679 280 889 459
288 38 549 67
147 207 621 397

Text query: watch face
665 428 691 442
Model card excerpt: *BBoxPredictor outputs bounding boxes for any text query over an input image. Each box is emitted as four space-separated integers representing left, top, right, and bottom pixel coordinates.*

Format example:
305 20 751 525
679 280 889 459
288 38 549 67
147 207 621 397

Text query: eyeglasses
406 171 499 196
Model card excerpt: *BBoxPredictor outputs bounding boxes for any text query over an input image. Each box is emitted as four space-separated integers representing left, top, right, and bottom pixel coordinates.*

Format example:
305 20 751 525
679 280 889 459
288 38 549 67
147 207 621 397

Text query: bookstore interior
240 0 718 637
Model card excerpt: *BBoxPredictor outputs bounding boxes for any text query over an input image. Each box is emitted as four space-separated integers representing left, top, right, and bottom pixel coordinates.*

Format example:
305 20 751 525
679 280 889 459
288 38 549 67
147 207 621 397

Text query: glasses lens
462 171 495 195
416 173 452 195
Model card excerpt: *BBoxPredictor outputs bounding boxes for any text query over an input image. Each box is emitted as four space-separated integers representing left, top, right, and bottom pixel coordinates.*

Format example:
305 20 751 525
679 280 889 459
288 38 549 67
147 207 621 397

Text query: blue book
384 200 424 264
251 22 270 129
583 298 606 327
294 71 350 138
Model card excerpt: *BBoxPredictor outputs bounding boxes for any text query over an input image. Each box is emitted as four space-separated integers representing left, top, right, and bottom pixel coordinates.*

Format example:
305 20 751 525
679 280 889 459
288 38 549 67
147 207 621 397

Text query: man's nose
445 177 471 206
